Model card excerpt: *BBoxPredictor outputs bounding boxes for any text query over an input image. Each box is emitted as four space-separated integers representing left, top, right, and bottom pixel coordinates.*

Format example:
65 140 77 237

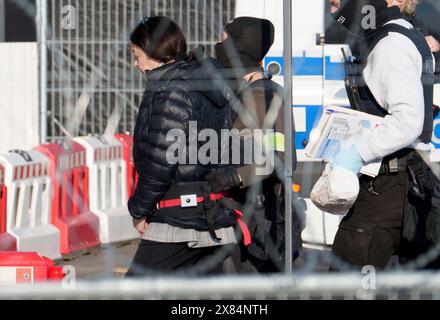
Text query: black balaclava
215 17 275 77
332 0 401 39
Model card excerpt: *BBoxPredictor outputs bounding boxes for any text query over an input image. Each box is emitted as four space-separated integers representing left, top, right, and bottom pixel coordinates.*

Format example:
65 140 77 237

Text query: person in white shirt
330 0 435 269
387 0 440 54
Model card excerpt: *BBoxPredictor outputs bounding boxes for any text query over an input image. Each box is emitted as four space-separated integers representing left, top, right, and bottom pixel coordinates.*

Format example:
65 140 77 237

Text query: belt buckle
180 194 198 208
388 158 399 174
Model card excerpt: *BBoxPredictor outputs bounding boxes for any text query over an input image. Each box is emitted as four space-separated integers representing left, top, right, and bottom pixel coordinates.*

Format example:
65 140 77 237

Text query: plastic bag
310 163 360 215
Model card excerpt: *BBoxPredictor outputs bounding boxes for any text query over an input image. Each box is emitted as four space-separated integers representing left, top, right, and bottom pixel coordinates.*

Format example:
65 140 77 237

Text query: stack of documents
305 106 383 177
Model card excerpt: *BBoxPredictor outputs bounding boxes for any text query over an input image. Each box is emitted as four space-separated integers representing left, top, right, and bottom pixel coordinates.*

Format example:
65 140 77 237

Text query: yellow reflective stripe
263 132 285 152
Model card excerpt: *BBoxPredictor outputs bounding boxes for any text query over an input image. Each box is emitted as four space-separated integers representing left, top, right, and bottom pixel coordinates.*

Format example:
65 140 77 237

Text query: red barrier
0 252 64 284
115 134 138 197
35 141 100 255
0 165 16 251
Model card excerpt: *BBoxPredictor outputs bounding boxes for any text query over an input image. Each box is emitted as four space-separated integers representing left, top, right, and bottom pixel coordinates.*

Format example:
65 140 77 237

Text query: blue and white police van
235 0 440 249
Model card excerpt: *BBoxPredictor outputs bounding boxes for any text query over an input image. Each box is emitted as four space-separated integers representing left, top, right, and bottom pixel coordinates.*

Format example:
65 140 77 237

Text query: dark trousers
222 243 279 274
331 170 407 270
126 240 230 277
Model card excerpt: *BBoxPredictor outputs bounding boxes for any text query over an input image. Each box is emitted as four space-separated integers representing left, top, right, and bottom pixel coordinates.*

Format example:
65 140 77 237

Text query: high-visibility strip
263 132 286 152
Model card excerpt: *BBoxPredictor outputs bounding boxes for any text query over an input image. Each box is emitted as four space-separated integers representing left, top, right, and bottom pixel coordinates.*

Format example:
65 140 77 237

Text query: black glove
426 207 440 247
205 167 241 194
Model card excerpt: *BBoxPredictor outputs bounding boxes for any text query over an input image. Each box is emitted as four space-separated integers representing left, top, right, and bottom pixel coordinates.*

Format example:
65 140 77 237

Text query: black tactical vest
346 23 434 143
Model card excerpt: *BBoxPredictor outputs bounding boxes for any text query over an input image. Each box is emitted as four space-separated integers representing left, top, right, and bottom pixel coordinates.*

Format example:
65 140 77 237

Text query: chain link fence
3 272 440 300
3 0 440 300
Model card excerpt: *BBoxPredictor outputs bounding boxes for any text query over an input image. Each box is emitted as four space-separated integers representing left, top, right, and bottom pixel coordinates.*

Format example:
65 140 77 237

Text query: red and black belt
158 192 251 246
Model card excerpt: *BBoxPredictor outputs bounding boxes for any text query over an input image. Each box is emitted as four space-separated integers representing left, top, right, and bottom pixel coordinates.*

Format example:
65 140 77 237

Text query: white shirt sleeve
355 31 425 163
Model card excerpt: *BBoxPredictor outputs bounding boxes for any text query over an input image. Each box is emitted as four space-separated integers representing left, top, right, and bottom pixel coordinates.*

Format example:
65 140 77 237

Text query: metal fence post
36 0 48 144
283 0 294 273
0 0 5 42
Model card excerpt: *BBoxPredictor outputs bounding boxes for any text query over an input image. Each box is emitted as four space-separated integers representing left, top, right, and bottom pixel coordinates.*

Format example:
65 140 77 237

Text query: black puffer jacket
128 57 232 220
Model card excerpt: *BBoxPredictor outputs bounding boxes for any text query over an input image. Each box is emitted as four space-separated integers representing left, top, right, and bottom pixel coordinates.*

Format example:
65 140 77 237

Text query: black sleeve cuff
128 196 153 220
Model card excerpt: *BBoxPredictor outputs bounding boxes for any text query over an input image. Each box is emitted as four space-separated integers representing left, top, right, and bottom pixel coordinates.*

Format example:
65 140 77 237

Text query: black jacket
128 57 231 219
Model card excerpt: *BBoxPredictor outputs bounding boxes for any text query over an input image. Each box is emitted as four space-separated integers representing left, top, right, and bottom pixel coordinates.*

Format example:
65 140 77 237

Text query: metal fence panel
3 272 440 300
40 0 235 142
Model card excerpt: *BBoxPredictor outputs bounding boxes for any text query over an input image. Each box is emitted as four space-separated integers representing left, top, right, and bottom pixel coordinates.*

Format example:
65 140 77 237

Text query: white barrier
0 150 61 260
74 135 138 244
0 43 39 154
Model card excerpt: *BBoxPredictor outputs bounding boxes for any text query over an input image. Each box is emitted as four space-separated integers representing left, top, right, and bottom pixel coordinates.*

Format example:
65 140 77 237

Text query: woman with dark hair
126 16 237 276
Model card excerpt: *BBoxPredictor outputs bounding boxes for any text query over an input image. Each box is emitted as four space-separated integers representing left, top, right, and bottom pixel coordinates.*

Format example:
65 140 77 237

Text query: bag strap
362 23 434 76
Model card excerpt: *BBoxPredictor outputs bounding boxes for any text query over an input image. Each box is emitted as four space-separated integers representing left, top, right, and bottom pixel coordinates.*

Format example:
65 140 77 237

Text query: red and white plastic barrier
115 134 138 198
0 252 64 285
0 164 17 251
35 141 101 254
74 135 138 244
0 150 61 259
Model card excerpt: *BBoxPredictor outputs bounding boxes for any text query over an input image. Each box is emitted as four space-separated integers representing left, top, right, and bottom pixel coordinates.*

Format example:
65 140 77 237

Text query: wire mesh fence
3 0 440 301
3 271 440 300
39 0 235 141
